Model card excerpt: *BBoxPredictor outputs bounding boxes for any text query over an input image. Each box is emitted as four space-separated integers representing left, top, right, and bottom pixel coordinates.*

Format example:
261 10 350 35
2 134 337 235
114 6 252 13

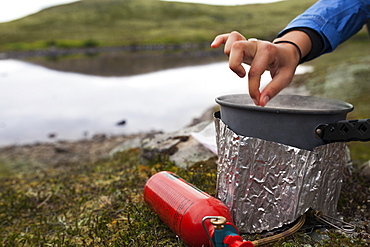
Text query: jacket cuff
277 27 324 63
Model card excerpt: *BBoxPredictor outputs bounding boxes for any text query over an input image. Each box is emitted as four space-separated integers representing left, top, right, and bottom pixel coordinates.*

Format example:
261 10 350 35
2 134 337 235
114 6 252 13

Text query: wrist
273 30 312 62
273 40 302 65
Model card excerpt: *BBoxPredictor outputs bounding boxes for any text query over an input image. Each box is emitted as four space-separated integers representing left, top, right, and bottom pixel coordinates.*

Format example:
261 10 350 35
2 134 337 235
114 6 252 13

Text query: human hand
211 31 301 107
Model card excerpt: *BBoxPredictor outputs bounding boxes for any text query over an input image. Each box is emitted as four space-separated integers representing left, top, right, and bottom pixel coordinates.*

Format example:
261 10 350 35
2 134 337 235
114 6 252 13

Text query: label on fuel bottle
144 172 209 235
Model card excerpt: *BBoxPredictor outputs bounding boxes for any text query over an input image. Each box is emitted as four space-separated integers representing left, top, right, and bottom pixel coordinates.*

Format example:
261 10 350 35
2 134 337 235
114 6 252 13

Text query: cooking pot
216 94 370 150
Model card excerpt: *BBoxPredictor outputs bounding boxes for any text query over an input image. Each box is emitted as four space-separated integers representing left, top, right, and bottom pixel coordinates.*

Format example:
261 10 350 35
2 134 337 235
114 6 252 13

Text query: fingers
246 41 274 105
228 40 296 107
212 35 273 105
248 64 265 106
258 43 299 106
259 68 295 106
211 32 298 107
211 31 246 56
228 41 251 78
223 32 247 56
210 33 230 48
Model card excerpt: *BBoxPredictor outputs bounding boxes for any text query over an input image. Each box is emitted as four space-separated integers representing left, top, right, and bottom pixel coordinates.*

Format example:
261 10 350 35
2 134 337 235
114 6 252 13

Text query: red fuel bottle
143 171 233 247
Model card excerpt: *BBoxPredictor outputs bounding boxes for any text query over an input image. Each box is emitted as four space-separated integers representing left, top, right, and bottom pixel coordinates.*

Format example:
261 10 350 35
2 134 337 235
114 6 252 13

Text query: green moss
0 148 214 246
321 231 368 247
0 146 369 246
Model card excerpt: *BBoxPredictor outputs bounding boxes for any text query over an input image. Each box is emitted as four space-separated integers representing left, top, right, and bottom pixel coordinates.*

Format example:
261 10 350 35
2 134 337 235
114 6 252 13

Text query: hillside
0 0 317 51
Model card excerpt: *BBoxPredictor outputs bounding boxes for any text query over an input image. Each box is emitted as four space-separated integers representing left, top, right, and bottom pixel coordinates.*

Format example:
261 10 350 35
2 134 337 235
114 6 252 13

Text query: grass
0 148 214 246
0 148 368 246
0 0 317 51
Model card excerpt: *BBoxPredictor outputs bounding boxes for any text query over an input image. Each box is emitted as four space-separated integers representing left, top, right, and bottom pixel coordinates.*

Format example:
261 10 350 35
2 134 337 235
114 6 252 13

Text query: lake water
0 57 312 146
0 0 304 147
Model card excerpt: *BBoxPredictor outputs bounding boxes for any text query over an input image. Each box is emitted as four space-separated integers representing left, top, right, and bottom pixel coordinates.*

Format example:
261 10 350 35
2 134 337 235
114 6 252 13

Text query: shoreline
0 105 216 174
0 42 215 60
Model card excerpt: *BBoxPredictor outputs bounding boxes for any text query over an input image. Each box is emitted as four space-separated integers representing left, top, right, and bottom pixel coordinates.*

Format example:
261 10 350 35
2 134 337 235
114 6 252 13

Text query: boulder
140 121 217 168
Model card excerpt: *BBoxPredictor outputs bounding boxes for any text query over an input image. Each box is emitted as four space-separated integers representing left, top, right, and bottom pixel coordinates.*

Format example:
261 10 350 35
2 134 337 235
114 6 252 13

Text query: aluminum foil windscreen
214 113 347 233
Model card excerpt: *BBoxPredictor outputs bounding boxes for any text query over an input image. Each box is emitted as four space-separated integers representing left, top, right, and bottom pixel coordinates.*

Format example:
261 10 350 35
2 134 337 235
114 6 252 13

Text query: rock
0 135 133 171
48 133 57 139
168 136 216 169
109 107 219 168
116 120 126 126
92 134 107 141
140 120 217 168
308 228 330 243
54 145 70 153
109 136 142 156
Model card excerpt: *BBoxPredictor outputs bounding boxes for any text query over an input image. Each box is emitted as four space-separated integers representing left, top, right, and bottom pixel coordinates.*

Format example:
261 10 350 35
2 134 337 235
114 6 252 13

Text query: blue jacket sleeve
278 0 370 55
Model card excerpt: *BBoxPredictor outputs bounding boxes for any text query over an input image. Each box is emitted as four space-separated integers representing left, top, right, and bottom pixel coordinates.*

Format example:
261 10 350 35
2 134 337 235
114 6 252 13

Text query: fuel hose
250 214 306 246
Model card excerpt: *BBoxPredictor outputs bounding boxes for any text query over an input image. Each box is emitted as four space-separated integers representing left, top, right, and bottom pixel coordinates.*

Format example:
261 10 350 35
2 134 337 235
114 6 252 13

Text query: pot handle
315 119 370 143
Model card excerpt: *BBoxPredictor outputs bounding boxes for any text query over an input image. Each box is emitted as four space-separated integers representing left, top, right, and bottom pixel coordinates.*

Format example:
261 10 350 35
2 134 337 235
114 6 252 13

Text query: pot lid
215 94 354 115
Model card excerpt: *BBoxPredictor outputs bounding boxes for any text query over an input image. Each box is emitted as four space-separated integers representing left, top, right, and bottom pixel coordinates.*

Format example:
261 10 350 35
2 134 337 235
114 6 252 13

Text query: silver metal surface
214 115 346 233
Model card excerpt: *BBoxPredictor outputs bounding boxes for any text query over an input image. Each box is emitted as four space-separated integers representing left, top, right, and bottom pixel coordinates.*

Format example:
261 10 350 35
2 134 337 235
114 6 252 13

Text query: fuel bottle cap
210 216 227 230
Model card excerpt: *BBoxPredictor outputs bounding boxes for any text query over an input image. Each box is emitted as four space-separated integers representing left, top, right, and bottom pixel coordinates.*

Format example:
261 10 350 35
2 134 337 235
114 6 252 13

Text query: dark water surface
21 47 226 76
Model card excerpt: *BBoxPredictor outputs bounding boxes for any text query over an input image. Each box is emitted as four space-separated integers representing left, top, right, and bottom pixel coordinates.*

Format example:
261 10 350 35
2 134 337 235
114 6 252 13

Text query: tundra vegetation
0 0 369 246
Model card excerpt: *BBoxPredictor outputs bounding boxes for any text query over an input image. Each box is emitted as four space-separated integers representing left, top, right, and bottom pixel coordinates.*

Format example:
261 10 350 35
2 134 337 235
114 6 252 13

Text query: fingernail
237 71 246 78
252 98 259 106
262 96 270 106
